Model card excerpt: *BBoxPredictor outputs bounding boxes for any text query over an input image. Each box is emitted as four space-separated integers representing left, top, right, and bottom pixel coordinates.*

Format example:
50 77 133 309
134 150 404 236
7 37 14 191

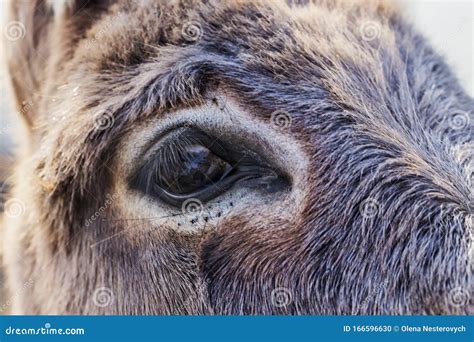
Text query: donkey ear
4 0 115 128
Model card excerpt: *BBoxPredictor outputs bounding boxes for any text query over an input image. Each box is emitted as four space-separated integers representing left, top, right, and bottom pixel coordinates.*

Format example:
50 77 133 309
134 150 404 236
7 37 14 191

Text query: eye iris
160 145 231 194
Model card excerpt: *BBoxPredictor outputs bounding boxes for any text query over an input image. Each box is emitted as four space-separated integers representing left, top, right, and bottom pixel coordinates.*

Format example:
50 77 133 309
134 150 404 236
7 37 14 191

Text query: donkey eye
130 127 286 207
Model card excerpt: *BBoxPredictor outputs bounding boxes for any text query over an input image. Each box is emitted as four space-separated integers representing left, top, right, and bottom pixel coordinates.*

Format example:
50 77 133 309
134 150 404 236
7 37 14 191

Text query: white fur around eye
112 93 310 234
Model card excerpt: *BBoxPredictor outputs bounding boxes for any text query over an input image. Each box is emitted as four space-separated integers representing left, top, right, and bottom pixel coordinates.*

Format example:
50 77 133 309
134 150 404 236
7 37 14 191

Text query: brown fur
1 0 472 314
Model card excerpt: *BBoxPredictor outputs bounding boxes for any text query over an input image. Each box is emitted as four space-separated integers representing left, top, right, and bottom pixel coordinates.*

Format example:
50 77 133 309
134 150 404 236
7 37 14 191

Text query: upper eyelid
128 127 218 186
145 128 237 172
134 124 193 169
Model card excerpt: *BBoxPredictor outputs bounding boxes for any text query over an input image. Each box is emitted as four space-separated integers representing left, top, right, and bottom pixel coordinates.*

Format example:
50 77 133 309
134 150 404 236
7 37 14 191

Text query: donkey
1 0 472 315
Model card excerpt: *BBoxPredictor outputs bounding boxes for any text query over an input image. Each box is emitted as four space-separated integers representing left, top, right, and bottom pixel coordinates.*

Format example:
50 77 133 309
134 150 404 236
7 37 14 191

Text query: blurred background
0 0 472 311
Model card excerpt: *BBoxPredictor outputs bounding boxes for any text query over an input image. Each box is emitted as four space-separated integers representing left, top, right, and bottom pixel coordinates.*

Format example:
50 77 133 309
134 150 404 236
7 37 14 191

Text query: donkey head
2 0 472 314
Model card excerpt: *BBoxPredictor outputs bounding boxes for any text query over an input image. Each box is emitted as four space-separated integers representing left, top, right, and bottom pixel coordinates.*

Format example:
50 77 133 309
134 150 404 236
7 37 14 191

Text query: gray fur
1 0 472 315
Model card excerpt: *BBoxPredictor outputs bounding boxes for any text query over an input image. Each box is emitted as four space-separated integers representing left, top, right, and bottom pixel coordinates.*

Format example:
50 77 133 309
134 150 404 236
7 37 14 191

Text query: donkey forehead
68 0 407 124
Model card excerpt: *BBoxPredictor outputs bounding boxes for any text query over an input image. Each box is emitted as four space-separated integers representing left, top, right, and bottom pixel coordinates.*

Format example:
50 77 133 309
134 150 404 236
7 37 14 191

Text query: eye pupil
160 145 231 194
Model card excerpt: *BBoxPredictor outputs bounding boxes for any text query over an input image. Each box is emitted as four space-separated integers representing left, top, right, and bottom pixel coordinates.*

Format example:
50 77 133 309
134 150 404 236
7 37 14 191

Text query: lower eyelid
150 171 255 206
